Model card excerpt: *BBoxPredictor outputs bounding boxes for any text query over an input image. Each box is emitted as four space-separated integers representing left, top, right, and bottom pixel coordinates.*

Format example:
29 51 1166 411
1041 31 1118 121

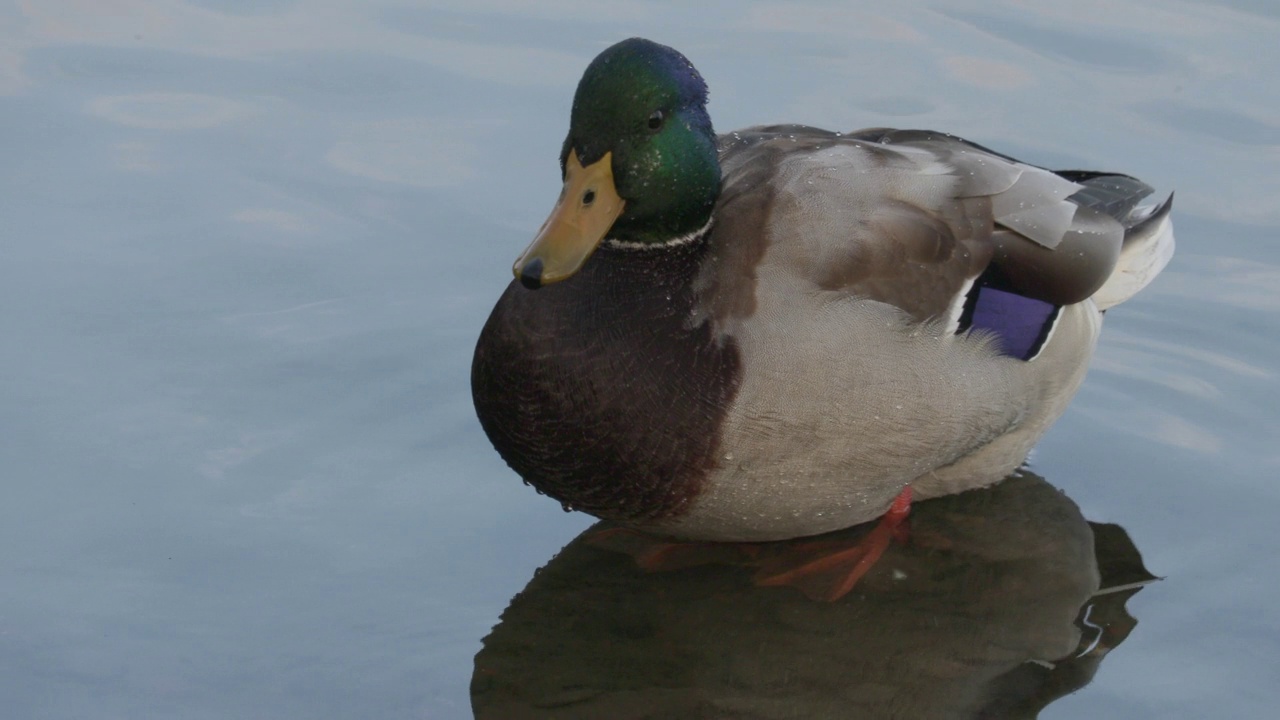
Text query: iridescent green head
514 38 720 288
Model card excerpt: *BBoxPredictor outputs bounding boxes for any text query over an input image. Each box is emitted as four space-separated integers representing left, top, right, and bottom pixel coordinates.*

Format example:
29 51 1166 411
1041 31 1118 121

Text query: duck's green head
514 38 720 289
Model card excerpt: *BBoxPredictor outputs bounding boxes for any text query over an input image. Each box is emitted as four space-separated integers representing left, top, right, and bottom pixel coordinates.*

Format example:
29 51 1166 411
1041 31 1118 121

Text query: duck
471 37 1174 549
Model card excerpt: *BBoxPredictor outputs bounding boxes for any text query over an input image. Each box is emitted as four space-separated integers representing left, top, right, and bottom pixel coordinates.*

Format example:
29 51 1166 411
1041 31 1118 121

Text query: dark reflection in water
472 472 1155 719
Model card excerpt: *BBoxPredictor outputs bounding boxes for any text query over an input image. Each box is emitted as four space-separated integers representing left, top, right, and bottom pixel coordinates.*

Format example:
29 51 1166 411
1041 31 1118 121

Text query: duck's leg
587 486 912 601
586 527 756 571
753 486 913 602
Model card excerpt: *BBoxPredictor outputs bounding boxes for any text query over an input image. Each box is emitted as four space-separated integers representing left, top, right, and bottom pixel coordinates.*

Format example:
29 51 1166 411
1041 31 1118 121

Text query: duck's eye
582 189 595 206
647 110 664 131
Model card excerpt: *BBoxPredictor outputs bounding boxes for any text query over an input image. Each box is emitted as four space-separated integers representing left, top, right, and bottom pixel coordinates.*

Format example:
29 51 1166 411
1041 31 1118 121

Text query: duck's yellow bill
514 150 625 289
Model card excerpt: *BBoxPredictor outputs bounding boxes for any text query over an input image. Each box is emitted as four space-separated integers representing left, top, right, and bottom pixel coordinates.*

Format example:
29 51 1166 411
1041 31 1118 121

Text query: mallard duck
471 38 1173 545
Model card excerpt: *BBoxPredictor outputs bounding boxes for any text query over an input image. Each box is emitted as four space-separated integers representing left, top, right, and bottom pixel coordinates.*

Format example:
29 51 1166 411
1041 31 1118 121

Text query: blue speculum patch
959 284 1061 361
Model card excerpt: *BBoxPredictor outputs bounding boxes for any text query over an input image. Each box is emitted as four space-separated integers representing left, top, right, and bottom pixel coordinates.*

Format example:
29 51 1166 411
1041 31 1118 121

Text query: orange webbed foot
754 487 913 602
587 487 913 602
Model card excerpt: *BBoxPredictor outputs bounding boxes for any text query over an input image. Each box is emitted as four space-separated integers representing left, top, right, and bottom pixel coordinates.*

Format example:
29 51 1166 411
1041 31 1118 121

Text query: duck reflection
472 472 1155 719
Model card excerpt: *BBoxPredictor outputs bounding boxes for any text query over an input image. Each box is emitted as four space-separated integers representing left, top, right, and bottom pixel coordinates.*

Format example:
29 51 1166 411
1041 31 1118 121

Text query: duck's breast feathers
472 244 743 523
705 126 1163 327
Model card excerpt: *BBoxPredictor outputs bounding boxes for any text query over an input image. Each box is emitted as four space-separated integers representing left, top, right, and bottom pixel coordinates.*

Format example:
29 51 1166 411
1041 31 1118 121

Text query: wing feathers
706 125 1169 327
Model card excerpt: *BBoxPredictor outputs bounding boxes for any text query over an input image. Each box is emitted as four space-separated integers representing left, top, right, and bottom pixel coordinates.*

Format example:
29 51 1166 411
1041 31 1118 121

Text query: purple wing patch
959 285 1061 361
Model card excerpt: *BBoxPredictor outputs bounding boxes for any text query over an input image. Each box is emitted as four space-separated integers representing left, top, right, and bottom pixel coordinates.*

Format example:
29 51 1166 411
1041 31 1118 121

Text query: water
2 1 1278 718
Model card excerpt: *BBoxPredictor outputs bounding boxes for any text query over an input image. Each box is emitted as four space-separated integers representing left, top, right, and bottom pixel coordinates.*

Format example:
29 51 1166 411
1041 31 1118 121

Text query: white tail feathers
1093 195 1175 311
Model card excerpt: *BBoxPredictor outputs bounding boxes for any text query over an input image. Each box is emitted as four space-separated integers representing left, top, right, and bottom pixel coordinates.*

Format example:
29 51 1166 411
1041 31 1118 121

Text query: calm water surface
3 1 1278 718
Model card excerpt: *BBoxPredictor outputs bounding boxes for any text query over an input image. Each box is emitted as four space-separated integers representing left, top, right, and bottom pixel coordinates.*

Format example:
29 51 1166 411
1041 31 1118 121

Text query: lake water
3 1 1278 718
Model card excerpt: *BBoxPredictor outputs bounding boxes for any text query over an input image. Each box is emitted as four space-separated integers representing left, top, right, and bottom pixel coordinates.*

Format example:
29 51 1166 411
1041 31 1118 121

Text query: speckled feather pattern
653 127 1126 540
474 125 1172 541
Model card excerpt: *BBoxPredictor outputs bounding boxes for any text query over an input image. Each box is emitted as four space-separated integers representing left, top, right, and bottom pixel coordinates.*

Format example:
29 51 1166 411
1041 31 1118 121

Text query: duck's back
707 125 1164 318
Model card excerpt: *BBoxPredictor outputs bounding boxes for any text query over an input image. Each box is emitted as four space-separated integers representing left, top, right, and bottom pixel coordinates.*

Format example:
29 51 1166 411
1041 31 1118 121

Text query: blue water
3 2 1278 718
